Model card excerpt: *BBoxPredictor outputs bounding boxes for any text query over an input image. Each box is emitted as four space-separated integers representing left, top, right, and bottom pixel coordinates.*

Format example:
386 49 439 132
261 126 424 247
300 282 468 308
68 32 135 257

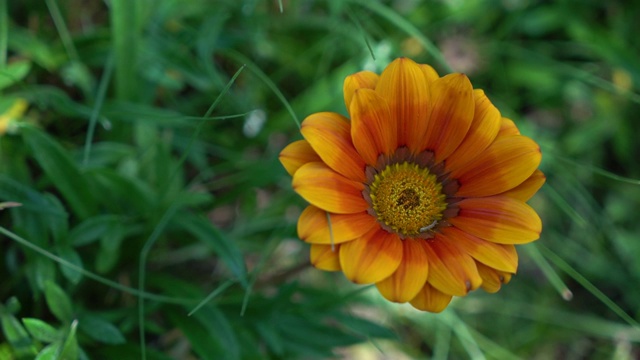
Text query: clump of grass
1 1 639 359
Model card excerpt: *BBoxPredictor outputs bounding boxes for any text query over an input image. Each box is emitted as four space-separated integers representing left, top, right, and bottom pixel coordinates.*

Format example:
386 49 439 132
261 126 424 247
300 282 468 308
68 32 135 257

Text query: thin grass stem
351 0 452 72
525 244 573 301
223 50 300 129
188 279 235 316
44 0 79 62
539 243 640 328
83 54 114 167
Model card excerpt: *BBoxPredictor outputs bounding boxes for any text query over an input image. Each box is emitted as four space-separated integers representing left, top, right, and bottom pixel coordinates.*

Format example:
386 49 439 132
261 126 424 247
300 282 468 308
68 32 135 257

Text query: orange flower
280 58 544 312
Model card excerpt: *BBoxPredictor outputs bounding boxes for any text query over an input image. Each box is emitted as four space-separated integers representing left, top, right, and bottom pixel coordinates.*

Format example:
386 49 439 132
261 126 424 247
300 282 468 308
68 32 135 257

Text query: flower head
280 58 544 312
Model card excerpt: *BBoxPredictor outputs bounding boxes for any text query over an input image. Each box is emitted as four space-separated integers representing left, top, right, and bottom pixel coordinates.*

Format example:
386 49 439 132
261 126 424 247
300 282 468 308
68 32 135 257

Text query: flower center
369 162 447 238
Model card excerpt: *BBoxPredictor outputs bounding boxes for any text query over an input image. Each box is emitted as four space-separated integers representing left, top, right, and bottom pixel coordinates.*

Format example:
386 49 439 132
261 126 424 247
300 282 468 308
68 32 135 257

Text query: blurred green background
1 0 639 359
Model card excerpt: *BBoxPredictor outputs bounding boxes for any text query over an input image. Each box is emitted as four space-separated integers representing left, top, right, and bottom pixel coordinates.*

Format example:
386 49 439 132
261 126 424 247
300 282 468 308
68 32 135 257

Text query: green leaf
33 257 56 291
175 214 247 286
56 246 84 284
7 27 65 70
255 321 284 356
34 343 59 360
21 125 97 219
96 222 128 273
0 59 31 90
58 320 79 360
61 61 95 99
0 175 65 246
5 297 22 314
78 313 125 345
69 215 121 247
43 194 69 245
1 312 37 355
43 281 74 323
87 168 156 215
190 306 239 360
22 318 61 343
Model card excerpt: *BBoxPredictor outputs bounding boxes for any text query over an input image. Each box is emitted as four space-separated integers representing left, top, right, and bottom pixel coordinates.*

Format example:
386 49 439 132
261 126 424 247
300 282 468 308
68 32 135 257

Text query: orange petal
498 117 520 137
279 140 321 176
419 64 439 83
421 73 474 163
452 135 541 197
409 283 452 313
444 89 501 173
449 196 542 244
350 89 397 165
297 205 378 244
344 70 379 111
422 236 482 296
500 169 546 202
310 244 341 271
441 226 518 273
376 239 429 303
301 112 366 182
476 262 512 293
339 227 402 284
293 162 368 214
375 57 430 152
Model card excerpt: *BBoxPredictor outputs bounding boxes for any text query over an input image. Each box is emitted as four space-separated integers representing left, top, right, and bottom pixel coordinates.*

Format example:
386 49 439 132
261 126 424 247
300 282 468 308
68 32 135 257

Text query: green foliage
1 0 640 359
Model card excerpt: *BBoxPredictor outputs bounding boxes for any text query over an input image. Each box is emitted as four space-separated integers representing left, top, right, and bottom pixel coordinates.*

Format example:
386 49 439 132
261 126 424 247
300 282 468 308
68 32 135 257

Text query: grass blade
539 242 640 328
0 0 7 67
0 226 194 304
110 0 138 100
351 0 451 72
83 54 114 167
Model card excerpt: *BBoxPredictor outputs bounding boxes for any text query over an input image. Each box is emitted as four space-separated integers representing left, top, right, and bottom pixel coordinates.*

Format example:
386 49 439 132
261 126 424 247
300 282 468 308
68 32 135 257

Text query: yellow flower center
369 162 447 237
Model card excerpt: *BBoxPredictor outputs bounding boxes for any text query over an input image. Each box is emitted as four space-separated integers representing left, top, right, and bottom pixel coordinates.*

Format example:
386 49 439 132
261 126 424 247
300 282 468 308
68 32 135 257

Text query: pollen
369 162 447 238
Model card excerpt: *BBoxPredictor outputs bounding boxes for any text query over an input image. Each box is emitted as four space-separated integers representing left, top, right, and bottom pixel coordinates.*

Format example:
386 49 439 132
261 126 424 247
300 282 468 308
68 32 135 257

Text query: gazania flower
280 58 544 312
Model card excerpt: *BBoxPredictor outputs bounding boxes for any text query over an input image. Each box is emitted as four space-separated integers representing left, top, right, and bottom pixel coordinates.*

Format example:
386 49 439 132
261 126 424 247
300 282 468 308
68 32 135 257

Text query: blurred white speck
100 117 112 130
243 109 266 138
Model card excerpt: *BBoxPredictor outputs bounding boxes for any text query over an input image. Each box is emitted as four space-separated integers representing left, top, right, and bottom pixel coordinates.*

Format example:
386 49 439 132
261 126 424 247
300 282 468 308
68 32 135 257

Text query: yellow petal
452 135 541 197
297 205 378 244
441 226 518 273
350 88 397 165
449 196 542 244
279 140 321 176
344 70 379 110
375 57 430 152
409 283 452 313
310 243 341 271
498 117 520 137
420 74 475 163
421 73 474 163
339 227 403 284
376 238 429 303
445 89 501 173
476 262 512 293
293 162 368 214
500 169 546 202
422 236 482 296
419 64 439 83
301 112 366 182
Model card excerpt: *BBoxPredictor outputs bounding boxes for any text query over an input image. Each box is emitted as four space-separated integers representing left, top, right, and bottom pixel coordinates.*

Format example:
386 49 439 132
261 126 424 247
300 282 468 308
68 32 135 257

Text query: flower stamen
367 162 447 238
